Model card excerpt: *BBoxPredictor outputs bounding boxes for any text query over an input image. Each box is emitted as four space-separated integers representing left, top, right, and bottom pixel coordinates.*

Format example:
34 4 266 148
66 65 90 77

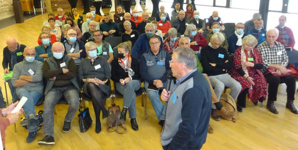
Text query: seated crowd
1 2 298 149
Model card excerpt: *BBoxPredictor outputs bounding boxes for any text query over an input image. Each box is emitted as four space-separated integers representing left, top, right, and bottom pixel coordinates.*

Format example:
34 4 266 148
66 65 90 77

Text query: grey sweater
11 60 44 94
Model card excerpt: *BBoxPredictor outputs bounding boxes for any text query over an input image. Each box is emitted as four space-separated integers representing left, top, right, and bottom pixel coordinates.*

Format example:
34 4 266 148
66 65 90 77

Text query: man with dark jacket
171 10 187 35
161 47 211 149
38 42 80 145
2 37 26 103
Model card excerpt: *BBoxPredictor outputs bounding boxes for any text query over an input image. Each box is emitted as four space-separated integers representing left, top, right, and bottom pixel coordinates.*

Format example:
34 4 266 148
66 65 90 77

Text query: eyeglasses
68 33 77 36
94 34 102 37
150 42 160 45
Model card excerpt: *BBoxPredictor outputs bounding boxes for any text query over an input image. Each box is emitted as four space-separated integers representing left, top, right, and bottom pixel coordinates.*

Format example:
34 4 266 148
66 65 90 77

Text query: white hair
211 32 225 43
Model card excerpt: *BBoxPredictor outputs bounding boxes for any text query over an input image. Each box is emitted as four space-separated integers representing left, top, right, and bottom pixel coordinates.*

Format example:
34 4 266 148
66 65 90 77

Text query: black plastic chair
104 36 122 49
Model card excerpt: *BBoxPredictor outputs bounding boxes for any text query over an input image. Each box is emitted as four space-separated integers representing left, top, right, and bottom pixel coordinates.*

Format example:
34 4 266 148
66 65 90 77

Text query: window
269 0 283 11
230 0 260 10
215 0 226 7
288 0 298 13
195 0 213 6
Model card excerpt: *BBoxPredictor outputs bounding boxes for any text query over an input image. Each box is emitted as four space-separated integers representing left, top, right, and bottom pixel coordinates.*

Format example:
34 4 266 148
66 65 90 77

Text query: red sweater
190 33 208 51
131 16 143 27
37 34 57 45
55 15 65 21
0 109 10 148
276 26 295 50
186 10 194 18
157 20 172 34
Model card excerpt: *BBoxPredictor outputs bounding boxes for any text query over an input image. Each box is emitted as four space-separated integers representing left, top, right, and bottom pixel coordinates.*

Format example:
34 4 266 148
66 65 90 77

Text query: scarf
235 31 244 46
118 55 135 78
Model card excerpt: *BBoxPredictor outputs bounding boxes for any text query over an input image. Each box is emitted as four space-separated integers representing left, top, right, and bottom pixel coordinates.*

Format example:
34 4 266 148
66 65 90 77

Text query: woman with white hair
229 35 267 112
201 32 242 120
163 28 179 54
121 21 139 46
184 24 207 52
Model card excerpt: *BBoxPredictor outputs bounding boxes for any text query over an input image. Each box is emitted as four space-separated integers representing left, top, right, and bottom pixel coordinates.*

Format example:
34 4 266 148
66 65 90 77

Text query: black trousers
93 1 102 15
82 0 90 13
68 0 78 9
122 1 131 13
264 73 296 101
151 0 160 18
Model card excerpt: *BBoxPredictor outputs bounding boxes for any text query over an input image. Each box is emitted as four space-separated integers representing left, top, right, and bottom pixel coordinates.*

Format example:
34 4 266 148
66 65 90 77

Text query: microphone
166 70 173 92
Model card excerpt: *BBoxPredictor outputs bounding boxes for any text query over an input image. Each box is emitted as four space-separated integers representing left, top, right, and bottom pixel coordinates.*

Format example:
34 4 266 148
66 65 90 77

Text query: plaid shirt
257 41 288 72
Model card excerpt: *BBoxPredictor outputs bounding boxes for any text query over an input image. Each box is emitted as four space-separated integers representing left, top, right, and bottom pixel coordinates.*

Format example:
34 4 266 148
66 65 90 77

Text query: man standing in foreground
160 47 211 149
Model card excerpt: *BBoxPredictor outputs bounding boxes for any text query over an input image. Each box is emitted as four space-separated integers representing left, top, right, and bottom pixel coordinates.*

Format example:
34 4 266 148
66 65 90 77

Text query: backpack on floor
220 93 239 122
106 102 126 134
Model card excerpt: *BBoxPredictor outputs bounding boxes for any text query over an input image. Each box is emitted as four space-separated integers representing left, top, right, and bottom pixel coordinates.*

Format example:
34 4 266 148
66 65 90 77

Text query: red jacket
157 20 172 34
55 15 65 21
131 16 143 27
0 109 10 148
190 33 208 51
37 34 57 45
276 26 295 50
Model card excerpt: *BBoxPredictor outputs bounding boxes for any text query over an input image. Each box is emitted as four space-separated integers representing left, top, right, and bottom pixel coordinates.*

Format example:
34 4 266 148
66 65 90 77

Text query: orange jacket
131 16 143 27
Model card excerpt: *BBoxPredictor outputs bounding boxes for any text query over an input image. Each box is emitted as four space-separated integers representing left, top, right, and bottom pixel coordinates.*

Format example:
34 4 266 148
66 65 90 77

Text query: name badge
159 23 163 26
131 34 135 38
70 48 75 53
157 61 164 66
277 51 282 55
53 30 56 33
171 93 177 104
262 34 265 36
186 23 189 26
103 52 108 55
17 52 23 56
218 53 224 58
120 16 123 21
60 62 66 68
248 57 254 61
28 69 34 75
94 64 101 70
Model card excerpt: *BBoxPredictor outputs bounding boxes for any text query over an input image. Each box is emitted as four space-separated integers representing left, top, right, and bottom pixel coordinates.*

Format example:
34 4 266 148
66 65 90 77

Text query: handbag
220 93 239 123
106 101 126 134
78 92 92 133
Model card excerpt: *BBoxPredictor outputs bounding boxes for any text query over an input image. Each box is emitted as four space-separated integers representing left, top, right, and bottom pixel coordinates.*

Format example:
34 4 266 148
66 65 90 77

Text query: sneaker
63 121 71 132
26 131 37 143
38 135 55 145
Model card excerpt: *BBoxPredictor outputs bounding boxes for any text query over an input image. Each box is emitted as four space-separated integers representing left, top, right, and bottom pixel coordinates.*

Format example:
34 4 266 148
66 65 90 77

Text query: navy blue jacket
228 33 246 54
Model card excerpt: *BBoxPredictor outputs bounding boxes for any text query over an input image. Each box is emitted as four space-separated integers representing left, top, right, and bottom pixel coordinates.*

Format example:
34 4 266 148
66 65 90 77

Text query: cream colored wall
0 0 14 20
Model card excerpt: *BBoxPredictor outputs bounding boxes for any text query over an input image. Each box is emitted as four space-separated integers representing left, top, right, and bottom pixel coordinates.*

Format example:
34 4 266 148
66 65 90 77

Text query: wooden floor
1 9 298 150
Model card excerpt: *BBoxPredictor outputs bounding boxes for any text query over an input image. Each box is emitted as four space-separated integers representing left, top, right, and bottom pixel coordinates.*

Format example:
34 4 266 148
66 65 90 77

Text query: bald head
213 11 218 17
160 5 165 12
124 12 131 21
266 29 279 46
142 11 149 22
178 10 185 20
23 47 36 57
279 15 287 27
6 37 18 52
52 42 65 54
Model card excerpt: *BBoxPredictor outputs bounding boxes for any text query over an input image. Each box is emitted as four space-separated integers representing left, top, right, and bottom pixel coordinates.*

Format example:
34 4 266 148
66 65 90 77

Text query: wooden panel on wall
50 0 83 12
0 0 14 20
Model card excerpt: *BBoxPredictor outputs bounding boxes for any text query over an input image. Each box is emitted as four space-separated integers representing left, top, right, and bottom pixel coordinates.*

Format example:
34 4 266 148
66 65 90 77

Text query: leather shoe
120 107 128 121
208 125 213 134
237 104 243 112
286 100 298 114
130 118 139 131
211 109 221 121
267 101 278 114
216 107 234 118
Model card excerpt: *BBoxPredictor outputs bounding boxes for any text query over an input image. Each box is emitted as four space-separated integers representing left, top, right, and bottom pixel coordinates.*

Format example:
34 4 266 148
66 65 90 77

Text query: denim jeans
116 80 141 119
0 87 6 108
209 73 242 102
43 86 79 137
7 79 18 102
16 88 42 132
144 82 167 121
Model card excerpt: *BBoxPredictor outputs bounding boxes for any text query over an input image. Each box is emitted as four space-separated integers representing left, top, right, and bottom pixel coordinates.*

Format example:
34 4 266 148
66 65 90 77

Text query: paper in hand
11 97 28 113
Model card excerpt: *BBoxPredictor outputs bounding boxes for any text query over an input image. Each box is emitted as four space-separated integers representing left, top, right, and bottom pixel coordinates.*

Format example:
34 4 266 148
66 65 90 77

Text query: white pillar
109 0 115 12
100 6 104 15
134 0 143 12
145 0 153 13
